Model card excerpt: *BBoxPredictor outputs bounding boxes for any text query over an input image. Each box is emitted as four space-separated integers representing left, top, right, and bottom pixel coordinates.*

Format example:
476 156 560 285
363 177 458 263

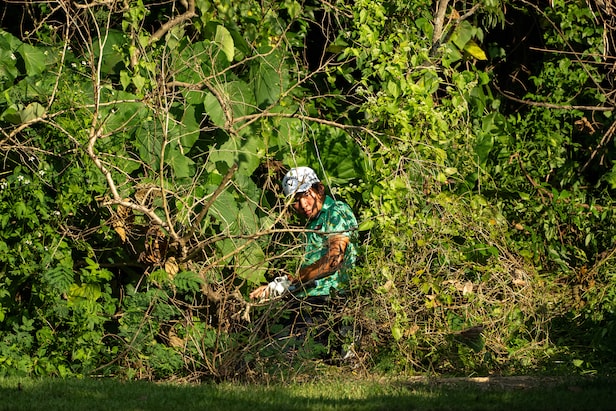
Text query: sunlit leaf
234 240 267 284
251 46 284 106
214 24 234 62
358 219 375 231
204 92 225 127
464 40 487 60
392 325 403 341
452 20 474 50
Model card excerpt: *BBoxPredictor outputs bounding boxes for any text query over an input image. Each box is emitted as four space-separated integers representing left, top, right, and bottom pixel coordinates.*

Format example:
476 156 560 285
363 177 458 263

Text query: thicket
0 0 615 381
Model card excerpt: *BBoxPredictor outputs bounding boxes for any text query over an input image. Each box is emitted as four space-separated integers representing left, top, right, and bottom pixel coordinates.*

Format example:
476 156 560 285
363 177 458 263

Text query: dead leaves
111 202 134 243
139 225 169 265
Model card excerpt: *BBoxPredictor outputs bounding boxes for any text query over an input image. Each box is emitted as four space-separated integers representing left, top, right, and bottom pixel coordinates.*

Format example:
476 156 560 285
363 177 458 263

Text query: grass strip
1 375 615 411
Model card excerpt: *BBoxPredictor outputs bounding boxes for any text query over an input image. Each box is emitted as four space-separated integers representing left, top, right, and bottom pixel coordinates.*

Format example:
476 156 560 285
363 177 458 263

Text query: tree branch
148 0 196 46
580 120 616 172
178 163 239 254
493 82 614 112
432 0 449 48
431 1 481 55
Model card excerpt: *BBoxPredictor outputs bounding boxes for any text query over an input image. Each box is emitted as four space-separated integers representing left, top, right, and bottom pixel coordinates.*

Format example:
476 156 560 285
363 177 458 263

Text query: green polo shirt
295 195 358 297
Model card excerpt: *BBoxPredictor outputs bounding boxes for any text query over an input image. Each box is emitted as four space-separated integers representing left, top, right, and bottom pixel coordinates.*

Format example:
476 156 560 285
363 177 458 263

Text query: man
249 166 358 301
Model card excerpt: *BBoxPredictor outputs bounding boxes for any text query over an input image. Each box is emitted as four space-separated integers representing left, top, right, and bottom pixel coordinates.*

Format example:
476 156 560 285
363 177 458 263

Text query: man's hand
249 285 269 300
249 276 291 301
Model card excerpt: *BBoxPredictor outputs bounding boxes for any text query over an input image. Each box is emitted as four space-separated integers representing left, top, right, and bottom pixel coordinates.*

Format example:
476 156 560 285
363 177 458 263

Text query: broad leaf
208 189 239 232
214 24 234 62
20 102 46 123
0 49 19 85
165 144 195 179
204 92 225 128
234 240 267 284
215 237 267 284
100 91 145 134
204 80 255 129
452 20 474 50
92 30 127 74
17 43 47 76
464 40 487 60
207 132 265 176
251 47 286 106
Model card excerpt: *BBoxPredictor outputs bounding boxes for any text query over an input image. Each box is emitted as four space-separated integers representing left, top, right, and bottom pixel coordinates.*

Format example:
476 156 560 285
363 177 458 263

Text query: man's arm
292 234 350 283
250 234 350 300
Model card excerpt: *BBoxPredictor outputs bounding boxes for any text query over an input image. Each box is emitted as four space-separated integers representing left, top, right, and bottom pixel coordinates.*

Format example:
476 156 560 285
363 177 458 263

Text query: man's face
292 188 322 219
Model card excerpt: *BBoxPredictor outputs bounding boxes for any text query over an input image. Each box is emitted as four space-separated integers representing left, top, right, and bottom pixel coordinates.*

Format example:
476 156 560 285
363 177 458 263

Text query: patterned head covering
281 167 320 196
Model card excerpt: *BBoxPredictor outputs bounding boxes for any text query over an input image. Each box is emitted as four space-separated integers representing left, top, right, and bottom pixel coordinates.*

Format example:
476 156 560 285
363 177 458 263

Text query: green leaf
204 80 255 128
452 21 474 50
17 43 47 76
228 80 255 119
251 47 284 106
14 201 28 218
209 189 240 231
43 266 74 294
204 92 225 127
0 29 22 50
216 237 267 284
165 145 195 179
214 24 234 62
100 90 146 132
0 49 19 84
1 105 21 124
387 80 399 98
178 99 202 150
135 124 163 165
68 283 102 302
132 73 146 93
464 40 487 60
285 0 301 19
415 17 433 38
442 42 463 66
120 70 131 90
173 40 210 83
392 324 403 341
358 219 375 231
474 112 500 164
20 102 46 123
299 126 363 186
149 268 170 285
173 271 204 293
92 30 127 74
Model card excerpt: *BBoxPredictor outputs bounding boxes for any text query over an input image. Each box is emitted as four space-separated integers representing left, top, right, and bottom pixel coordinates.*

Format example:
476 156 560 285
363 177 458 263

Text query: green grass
1 375 615 411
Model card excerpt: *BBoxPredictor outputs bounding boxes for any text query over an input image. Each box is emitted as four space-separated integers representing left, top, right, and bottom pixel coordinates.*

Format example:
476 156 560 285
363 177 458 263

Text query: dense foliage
0 0 615 380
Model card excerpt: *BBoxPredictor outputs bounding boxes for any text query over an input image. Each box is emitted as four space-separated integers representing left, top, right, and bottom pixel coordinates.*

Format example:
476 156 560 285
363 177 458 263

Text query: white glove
266 275 291 298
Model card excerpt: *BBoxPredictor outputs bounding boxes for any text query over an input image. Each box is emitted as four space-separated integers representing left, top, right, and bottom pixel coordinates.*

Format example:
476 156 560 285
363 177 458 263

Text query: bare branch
148 0 196 45
493 82 614 112
73 0 118 9
178 163 239 255
431 1 481 54
432 0 449 49
580 120 616 172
